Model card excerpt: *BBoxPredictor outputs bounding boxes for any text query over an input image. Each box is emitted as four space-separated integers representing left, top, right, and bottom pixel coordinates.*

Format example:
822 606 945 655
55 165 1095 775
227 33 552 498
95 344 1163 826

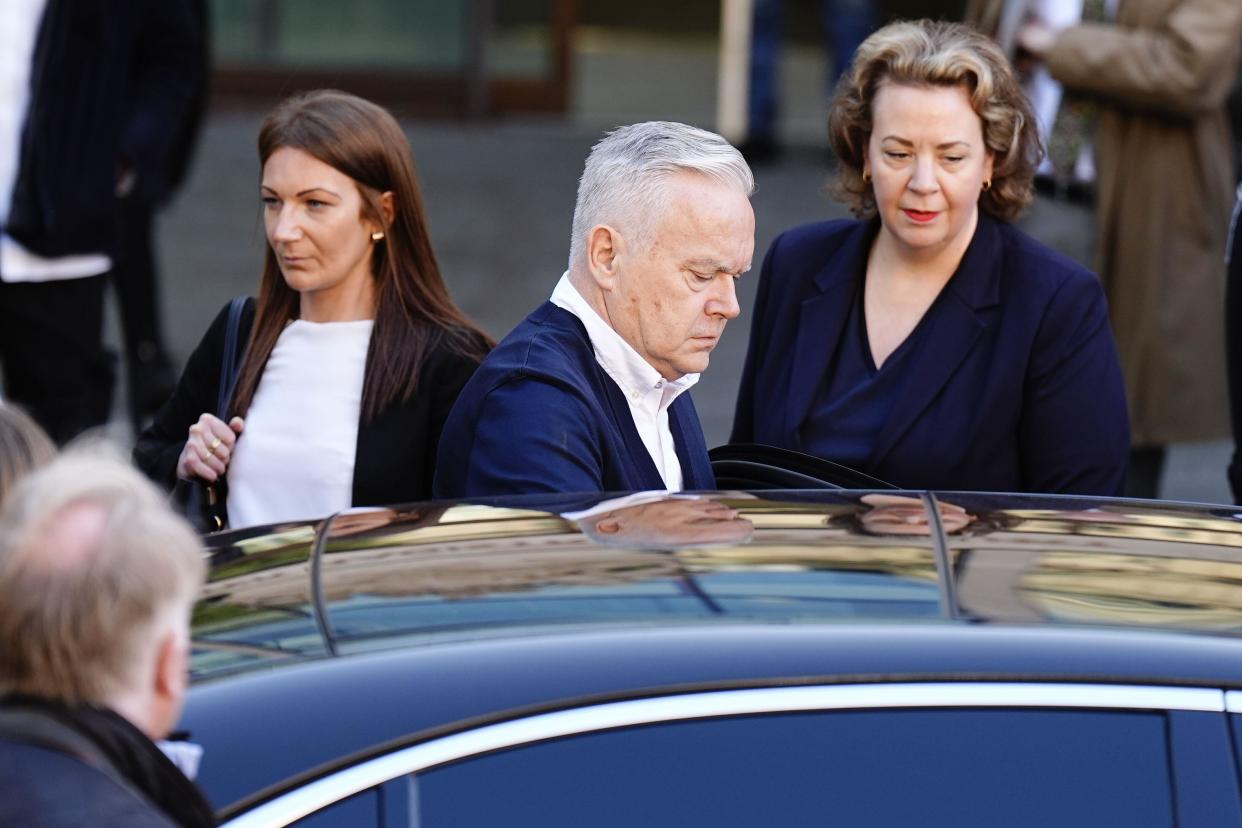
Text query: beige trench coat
970 0 1242 445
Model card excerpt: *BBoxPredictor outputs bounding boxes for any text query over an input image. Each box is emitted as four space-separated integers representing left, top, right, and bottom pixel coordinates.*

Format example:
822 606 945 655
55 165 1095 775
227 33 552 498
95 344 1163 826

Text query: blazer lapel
670 394 714 489
870 215 1003 468
598 367 667 490
784 222 874 446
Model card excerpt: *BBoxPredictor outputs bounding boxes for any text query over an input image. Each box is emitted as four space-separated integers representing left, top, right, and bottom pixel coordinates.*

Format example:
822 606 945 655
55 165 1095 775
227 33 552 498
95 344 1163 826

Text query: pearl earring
371 231 385 241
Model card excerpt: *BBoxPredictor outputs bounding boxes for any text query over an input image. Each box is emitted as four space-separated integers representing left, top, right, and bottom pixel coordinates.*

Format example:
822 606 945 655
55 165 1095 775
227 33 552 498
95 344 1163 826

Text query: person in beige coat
971 0 1242 495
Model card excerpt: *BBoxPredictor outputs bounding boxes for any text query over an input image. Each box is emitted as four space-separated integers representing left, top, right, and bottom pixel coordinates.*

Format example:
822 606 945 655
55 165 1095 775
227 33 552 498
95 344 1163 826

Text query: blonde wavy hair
828 19 1042 220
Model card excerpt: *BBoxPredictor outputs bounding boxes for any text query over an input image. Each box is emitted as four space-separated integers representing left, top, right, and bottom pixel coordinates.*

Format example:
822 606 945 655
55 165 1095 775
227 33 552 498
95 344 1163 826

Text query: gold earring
370 231 385 241
981 179 992 192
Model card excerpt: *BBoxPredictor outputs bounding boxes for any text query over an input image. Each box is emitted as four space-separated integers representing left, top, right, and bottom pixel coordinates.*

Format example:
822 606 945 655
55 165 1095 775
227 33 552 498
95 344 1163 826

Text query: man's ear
593 517 622 535
586 225 623 290
154 630 187 703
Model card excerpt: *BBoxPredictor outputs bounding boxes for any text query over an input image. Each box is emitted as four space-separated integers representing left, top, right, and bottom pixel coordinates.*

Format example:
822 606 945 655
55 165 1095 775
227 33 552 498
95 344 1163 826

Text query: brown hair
232 90 492 421
828 19 1042 220
0 450 204 704
0 404 55 508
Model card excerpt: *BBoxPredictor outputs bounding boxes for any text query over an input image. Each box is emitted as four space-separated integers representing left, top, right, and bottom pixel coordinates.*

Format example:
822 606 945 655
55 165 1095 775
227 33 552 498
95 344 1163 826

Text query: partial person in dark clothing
1227 185 1242 502
0 452 213 827
135 91 491 530
0 0 203 444
732 20 1129 494
113 0 210 434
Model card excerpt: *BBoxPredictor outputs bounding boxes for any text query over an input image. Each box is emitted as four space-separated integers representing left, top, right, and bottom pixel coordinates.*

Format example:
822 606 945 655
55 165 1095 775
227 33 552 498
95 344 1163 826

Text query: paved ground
112 33 1234 504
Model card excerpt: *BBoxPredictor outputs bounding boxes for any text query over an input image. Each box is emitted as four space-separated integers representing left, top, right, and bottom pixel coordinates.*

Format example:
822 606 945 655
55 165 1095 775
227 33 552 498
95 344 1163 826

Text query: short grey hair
0 448 206 705
568 121 755 271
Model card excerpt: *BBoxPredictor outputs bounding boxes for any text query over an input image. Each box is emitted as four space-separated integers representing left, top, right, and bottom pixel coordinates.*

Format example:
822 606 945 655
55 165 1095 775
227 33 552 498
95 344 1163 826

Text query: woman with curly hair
731 19 1128 494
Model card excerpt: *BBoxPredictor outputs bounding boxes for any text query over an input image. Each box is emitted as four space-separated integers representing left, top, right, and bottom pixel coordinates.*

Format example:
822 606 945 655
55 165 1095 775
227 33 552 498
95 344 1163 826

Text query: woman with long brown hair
136 90 491 529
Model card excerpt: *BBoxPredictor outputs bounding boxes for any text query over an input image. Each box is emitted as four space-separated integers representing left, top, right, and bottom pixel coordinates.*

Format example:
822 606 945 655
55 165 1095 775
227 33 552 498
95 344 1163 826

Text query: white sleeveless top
227 319 373 529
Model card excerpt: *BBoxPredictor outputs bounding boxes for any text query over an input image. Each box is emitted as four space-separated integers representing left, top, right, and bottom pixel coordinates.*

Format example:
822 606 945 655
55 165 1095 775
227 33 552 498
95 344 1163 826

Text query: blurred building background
119 0 1242 502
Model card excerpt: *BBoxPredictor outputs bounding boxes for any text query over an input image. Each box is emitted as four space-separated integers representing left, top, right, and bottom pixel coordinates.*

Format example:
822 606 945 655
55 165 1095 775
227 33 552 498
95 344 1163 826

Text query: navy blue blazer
731 215 1129 495
8 0 203 258
435 302 716 497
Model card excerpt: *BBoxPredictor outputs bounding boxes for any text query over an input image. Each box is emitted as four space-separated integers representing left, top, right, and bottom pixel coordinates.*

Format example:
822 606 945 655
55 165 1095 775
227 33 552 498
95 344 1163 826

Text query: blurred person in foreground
0 0 202 443
135 90 491 530
435 122 755 497
732 20 1129 494
0 402 55 507
0 452 214 827
1014 0 1242 496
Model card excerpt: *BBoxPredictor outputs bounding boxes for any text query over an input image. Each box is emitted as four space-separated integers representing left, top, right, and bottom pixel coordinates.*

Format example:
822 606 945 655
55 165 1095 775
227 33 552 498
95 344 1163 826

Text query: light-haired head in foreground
0 403 55 508
0 449 205 738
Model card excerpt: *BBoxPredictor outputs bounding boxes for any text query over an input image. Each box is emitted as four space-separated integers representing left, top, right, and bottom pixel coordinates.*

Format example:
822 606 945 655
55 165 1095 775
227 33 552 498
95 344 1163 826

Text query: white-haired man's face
592 172 754 380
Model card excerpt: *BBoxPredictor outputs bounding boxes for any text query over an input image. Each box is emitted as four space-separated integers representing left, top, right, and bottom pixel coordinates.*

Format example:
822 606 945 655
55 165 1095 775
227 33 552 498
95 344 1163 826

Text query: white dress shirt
0 0 110 282
550 273 698 491
227 319 373 528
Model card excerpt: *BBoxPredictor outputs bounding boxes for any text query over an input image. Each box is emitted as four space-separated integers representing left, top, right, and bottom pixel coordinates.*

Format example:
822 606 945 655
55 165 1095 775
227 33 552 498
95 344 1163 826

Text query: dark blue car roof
185 490 1242 811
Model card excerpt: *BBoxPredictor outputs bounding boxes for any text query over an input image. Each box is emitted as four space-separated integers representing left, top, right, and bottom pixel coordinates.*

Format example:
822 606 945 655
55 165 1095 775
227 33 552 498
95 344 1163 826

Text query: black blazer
732 215 1130 495
135 300 485 519
7 0 203 257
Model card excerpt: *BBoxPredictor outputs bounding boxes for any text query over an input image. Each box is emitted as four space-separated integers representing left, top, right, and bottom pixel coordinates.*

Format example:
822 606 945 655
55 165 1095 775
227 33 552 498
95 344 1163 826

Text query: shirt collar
550 273 699 404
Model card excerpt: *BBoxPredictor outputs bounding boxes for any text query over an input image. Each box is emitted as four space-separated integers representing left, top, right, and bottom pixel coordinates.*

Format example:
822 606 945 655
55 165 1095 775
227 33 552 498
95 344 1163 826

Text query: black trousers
0 276 113 444
112 196 167 366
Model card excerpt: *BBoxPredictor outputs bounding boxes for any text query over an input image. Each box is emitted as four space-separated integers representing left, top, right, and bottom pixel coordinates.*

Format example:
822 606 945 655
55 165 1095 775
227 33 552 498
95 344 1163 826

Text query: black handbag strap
216 296 248 418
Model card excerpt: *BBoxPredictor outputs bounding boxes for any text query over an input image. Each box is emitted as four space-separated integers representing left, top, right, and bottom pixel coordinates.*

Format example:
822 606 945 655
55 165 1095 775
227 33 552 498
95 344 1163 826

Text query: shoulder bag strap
215 296 249 418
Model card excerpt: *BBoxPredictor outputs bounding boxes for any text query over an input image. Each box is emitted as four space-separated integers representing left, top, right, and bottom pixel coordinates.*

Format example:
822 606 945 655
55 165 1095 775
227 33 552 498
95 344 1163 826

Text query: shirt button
631 391 641 401
655 380 665 389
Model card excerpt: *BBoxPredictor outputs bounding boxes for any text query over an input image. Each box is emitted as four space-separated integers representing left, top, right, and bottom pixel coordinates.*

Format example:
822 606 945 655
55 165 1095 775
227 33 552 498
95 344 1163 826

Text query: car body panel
185 490 1242 821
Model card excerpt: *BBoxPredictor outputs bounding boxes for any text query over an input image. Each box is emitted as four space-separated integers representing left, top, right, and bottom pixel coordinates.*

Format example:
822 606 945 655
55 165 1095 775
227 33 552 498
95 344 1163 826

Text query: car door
221 682 1242 827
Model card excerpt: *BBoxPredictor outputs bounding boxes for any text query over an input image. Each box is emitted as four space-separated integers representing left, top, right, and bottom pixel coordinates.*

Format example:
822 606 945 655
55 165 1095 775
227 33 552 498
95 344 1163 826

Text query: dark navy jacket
731 215 1129 495
435 302 716 497
7 0 202 258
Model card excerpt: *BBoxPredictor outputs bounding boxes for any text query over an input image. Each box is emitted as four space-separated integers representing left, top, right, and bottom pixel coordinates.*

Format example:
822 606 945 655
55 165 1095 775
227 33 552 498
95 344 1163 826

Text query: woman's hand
177 414 245 483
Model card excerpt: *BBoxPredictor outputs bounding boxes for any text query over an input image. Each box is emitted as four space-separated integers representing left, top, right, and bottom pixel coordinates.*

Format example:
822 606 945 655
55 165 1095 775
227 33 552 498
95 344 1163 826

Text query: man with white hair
0 452 214 827
435 121 755 496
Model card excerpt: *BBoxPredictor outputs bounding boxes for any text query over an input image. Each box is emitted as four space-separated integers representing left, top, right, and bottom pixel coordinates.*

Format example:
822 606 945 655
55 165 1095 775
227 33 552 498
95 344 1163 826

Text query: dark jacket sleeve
437 375 605 498
133 300 253 490
1227 187 1242 501
1018 272 1130 495
418 339 486 496
731 229 786 444
121 0 206 204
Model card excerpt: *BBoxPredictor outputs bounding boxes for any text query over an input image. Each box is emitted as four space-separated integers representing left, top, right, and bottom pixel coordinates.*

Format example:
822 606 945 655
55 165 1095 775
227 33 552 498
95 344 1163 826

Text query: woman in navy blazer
732 20 1128 495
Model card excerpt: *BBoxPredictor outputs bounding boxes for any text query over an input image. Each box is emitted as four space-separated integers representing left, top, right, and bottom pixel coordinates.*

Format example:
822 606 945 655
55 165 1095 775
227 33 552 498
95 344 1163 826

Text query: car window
413 709 1174 827
940 495 1242 632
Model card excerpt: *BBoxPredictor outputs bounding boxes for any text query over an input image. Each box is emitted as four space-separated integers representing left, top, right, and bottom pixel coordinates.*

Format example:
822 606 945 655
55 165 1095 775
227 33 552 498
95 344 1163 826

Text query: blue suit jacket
435 302 716 497
732 215 1129 495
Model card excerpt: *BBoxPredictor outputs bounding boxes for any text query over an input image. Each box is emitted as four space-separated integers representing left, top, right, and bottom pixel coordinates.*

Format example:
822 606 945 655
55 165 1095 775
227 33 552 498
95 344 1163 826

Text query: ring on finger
208 436 223 456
